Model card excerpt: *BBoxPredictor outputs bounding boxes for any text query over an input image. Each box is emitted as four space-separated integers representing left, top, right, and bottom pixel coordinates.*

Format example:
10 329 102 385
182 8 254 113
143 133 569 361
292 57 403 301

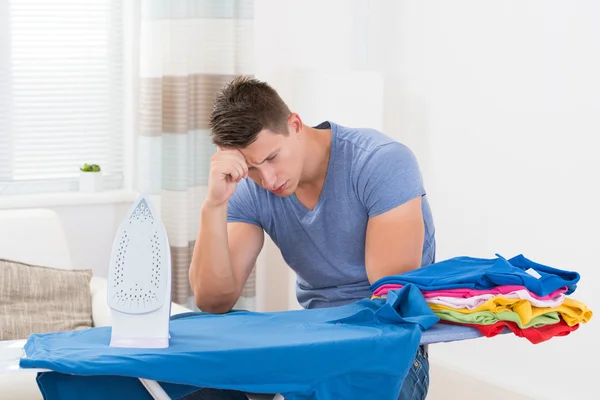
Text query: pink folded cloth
372 284 568 300
424 290 565 308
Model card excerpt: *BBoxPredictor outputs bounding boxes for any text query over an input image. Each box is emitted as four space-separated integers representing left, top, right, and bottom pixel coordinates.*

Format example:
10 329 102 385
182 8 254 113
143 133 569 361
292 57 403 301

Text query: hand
205 148 248 208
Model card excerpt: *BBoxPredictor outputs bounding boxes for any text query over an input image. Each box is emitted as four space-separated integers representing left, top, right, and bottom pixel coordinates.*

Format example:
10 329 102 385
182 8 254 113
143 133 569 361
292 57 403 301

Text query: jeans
179 345 429 400
397 345 430 400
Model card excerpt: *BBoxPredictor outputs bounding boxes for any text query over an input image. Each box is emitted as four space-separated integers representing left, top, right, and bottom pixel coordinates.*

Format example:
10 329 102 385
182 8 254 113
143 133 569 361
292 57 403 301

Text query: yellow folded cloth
428 297 592 327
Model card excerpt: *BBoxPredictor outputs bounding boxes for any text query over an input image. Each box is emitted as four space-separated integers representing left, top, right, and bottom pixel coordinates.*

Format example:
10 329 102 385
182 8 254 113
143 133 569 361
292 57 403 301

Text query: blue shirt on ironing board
20 284 439 400
370 253 580 297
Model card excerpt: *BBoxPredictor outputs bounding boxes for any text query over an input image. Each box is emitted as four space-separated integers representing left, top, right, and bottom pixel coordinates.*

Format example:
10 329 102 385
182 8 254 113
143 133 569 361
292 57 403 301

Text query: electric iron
107 194 172 348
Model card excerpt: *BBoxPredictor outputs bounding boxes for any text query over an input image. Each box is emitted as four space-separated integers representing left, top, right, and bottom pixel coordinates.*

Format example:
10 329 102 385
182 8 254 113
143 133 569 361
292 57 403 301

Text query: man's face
238 118 304 197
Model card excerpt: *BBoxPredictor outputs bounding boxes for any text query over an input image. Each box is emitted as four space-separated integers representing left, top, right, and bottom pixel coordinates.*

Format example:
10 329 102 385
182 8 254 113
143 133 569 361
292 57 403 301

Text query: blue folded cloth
370 254 579 296
21 284 439 400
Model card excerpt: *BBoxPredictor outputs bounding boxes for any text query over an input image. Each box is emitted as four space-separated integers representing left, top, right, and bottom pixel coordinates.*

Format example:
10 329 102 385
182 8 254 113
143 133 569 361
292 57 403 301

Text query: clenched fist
205 148 248 208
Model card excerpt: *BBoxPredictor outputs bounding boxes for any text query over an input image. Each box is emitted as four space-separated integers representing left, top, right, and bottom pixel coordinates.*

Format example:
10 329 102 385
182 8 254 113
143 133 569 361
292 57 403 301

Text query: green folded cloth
434 309 560 329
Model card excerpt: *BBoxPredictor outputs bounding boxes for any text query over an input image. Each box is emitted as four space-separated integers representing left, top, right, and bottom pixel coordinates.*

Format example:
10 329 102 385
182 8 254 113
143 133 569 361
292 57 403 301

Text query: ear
288 113 303 135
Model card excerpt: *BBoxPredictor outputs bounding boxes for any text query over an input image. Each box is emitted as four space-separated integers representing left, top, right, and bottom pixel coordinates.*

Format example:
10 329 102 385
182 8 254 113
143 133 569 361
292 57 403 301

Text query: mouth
271 181 288 194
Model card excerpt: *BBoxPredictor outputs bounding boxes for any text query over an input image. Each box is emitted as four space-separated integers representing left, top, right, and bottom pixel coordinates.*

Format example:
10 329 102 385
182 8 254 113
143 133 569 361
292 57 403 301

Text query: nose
260 169 277 189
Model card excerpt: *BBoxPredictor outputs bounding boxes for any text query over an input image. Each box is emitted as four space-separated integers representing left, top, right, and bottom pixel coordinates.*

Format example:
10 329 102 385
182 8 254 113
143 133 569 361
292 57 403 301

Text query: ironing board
0 200 506 399
0 323 505 400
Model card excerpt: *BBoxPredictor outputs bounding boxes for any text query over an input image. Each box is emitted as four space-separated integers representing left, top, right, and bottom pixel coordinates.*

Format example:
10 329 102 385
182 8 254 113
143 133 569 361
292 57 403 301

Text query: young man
189 76 436 400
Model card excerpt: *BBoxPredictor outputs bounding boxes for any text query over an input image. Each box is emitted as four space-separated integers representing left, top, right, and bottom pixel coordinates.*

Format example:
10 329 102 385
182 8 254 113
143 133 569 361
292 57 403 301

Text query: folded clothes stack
370 254 593 344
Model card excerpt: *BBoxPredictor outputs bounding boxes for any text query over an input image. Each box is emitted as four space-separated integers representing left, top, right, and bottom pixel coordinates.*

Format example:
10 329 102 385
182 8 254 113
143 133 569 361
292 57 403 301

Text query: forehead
239 129 285 165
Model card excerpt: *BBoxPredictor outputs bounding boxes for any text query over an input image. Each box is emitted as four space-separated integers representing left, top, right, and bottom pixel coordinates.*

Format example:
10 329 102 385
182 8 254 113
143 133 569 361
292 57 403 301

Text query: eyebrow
251 149 279 166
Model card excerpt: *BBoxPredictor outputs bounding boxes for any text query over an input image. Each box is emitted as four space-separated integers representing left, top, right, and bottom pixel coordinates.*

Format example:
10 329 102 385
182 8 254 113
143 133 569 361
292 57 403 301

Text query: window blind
0 0 125 196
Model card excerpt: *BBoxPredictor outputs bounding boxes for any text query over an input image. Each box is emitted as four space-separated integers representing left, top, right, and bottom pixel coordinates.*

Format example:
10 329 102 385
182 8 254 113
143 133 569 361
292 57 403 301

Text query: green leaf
80 163 101 172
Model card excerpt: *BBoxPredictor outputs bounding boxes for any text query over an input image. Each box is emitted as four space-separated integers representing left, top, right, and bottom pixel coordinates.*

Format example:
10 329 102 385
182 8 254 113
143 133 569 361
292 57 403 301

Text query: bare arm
188 148 264 314
189 203 264 314
365 196 424 283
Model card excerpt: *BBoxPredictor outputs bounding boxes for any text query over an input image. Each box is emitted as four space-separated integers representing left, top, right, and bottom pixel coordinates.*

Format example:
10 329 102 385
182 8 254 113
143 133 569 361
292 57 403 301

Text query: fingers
240 159 248 178
237 162 246 180
228 151 248 180
230 161 244 182
212 148 249 183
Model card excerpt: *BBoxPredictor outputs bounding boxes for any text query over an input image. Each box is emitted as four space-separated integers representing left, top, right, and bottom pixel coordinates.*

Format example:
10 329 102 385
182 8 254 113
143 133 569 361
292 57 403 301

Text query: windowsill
0 189 141 209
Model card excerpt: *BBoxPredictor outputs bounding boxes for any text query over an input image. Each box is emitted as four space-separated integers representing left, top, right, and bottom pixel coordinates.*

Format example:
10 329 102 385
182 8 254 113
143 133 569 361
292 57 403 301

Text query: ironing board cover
20 284 438 400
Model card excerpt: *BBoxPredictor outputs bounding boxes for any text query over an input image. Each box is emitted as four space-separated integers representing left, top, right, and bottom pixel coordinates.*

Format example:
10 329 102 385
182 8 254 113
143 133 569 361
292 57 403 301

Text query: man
188 76 436 400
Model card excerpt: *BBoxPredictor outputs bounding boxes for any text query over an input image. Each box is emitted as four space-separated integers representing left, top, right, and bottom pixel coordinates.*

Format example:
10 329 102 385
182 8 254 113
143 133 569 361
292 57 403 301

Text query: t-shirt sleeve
226 179 263 228
356 141 426 218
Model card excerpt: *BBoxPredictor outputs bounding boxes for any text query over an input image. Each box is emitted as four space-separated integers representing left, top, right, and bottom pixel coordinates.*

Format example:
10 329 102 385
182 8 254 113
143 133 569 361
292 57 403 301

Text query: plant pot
79 171 104 192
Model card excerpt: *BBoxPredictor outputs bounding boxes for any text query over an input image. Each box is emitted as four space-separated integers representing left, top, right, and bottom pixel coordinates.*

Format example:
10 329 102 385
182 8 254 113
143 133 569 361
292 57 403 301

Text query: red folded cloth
441 317 579 344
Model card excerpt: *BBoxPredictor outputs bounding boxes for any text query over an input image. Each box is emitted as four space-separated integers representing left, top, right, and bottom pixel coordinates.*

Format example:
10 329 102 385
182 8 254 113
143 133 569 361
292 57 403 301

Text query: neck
298 125 331 188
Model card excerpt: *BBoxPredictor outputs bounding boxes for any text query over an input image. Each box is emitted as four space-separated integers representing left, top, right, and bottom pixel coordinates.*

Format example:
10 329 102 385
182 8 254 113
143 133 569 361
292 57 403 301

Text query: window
0 0 125 196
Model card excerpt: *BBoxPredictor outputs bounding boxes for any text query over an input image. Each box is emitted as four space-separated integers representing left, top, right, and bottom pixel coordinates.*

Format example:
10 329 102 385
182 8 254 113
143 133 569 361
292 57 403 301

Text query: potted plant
79 163 104 192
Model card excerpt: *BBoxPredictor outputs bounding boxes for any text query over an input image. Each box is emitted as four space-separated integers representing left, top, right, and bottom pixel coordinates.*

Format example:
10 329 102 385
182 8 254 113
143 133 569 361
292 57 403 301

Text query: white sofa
0 208 191 400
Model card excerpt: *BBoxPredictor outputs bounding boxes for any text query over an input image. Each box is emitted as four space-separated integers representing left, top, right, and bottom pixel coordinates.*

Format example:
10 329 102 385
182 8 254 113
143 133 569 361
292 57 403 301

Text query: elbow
190 277 237 315
188 263 238 314
193 293 236 314
197 301 233 315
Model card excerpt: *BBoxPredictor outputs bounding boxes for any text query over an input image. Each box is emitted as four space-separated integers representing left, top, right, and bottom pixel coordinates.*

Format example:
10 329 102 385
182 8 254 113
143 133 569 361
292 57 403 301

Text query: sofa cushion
0 258 93 341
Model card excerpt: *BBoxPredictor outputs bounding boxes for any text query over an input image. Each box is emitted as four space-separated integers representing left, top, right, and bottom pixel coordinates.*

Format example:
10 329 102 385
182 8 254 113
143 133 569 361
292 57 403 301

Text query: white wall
374 2 599 400
255 1 600 399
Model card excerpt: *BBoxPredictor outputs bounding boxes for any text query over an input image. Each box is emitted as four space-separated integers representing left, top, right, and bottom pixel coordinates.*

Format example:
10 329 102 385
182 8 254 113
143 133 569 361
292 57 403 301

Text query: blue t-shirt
370 253 580 297
21 284 440 400
228 121 436 309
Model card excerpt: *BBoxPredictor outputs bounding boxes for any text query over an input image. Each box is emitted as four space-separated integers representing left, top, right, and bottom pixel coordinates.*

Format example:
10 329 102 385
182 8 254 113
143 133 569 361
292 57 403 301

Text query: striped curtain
137 0 256 310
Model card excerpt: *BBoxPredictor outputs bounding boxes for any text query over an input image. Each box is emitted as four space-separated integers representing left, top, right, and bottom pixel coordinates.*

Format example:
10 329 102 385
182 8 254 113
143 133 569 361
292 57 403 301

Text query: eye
267 154 277 161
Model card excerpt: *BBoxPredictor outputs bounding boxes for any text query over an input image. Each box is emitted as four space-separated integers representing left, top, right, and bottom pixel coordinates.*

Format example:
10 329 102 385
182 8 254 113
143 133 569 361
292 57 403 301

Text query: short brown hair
209 76 291 148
